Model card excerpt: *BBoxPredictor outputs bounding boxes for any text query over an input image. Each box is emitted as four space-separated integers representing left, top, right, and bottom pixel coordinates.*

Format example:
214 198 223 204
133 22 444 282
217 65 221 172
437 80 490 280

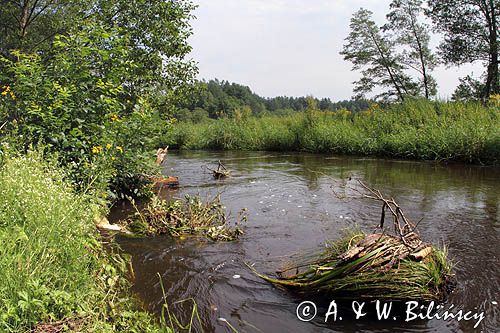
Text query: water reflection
112 151 499 332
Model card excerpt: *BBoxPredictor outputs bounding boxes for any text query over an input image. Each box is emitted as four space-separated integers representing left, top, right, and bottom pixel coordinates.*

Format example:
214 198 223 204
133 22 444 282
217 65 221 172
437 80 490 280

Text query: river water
112 151 499 332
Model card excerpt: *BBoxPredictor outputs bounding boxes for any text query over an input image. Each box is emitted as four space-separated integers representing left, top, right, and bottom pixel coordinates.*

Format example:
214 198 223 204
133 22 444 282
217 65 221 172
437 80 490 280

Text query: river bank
164 100 500 165
0 153 171 332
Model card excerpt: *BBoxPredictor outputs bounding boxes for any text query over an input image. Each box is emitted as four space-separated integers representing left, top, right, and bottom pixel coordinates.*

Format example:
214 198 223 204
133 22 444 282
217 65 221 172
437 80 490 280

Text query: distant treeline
175 79 371 122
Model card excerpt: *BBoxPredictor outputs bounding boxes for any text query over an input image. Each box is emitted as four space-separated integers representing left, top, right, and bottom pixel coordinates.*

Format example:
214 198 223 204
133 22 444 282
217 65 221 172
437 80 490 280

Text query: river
111 151 499 332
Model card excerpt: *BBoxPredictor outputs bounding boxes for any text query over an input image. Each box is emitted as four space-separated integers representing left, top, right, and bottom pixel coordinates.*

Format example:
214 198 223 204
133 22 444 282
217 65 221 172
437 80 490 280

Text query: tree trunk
483 0 499 99
19 0 31 39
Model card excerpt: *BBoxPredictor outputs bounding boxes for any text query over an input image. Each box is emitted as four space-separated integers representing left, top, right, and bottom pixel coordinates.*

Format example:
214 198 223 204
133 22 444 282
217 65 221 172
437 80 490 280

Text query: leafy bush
0 25 168 198
0 152 171 332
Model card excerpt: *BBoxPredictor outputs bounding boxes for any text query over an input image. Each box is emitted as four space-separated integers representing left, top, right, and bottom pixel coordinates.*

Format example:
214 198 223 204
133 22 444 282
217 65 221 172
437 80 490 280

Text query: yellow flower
1 91 7 96
106 143 112 149
116 146 123 153
111 156 116 161
92 146 102 154
110 113 119 122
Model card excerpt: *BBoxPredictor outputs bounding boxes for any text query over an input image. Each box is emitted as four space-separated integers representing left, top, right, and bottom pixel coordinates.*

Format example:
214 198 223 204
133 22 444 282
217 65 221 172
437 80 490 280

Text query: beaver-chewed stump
249 181 454 301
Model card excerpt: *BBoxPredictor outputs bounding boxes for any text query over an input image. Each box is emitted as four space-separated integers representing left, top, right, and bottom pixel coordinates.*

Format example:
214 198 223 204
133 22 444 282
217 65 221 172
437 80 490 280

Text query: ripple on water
113 151 500 332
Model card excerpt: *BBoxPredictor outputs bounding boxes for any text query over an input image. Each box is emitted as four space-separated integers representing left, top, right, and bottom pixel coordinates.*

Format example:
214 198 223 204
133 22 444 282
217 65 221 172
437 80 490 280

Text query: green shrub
0 25 168 199
0 152 167 332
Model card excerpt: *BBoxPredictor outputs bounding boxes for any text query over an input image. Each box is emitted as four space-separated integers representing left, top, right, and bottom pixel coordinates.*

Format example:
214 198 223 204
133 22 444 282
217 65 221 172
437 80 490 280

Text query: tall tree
92 0 198 110
0 1 198 112
427 0 499 98
341 8 418 102
385 0 437 99
0 0 84 56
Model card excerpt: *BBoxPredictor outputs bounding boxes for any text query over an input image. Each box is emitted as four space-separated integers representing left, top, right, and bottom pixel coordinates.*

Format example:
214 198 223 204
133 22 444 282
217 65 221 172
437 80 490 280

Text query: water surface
112 151 499 332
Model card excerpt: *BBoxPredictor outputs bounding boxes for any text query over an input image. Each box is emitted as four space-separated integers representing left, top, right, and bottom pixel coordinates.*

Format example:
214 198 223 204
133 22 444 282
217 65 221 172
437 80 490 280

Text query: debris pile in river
206 160 230 179
250 181 454 301
127 194 246 241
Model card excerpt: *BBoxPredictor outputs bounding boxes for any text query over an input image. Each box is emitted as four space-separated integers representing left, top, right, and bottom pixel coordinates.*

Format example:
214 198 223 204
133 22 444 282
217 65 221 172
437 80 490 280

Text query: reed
164 100 500 164
249 181 455 301
249 231 453 301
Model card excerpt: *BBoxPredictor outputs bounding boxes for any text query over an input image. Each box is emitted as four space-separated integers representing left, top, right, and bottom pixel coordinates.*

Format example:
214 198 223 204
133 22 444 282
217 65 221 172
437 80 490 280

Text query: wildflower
92 146 102 154
106 143 112 149
110 113 119 122
489 94 500 106
116 146 123 153
111 156 116 161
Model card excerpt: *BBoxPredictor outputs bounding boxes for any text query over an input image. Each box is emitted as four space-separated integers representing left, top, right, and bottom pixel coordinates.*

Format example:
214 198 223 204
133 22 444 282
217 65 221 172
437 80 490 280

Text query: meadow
164 100 500 164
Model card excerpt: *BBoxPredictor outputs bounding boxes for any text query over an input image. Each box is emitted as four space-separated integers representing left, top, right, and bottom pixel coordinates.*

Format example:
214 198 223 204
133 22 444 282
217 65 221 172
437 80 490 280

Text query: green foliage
0 24 169 198
166 100 500 164
92 0 199 111
0 0 85 55
0 152 170 332
176 79 371 119
128 195 245 241
341 8 418 102
426 0 499 98
384 0 437 98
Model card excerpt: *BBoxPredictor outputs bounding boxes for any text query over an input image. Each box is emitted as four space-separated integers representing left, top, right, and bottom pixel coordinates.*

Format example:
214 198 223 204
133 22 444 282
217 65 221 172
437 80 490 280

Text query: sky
188 0 484 101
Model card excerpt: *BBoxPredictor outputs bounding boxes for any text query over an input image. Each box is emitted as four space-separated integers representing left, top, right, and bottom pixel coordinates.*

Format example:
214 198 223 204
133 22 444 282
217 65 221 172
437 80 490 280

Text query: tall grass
164 100 500 164
0 152 168 332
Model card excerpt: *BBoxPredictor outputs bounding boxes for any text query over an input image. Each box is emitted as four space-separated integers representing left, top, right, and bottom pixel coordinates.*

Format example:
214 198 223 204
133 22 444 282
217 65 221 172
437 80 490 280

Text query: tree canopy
175 79 371 121
427 0 499 99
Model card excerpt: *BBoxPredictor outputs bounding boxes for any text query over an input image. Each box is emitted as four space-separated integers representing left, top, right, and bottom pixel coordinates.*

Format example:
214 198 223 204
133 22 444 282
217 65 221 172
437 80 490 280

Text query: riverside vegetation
0 0 206 331
0 152 169 332
0 0 498 331
164 99 500 165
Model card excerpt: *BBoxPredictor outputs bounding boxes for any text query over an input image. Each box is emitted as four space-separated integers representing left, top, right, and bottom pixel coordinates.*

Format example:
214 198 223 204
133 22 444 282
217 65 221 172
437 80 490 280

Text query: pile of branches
205 161 230 179
127 194 245 241
250 181 454 300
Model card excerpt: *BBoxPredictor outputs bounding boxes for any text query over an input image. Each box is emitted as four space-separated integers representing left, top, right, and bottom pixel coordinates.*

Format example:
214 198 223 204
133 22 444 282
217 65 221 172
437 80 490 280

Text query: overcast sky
188 0 483 101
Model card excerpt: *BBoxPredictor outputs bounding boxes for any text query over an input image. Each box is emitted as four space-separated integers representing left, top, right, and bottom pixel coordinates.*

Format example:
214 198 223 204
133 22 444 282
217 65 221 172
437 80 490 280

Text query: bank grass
0 152 172 332
249 230 453 301
127 194 246 241
165 100 500 164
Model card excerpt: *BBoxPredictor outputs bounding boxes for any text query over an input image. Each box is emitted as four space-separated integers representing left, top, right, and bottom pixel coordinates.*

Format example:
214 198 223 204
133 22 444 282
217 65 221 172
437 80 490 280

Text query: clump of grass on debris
128 195 246 241
249 181 454 301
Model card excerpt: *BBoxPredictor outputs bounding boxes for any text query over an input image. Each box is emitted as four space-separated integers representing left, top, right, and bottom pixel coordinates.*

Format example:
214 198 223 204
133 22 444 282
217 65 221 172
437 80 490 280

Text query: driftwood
150 175 179 190
333 180 432 267
156 146 169 165
249 180 452 301
206 160 230 179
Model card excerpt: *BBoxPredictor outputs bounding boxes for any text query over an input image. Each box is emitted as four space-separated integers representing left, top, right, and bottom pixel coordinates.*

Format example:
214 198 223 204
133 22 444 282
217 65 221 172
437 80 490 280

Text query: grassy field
164 100 500 164
0 152 170 332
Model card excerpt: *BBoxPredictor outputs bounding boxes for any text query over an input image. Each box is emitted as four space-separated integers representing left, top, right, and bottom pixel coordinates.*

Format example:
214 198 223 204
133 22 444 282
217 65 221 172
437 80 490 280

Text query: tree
385 0 438 98
427 0 499 98
452 75 485 101
0 1 198 113
0 0 84 56
341 8 418 102
91 0 198 112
